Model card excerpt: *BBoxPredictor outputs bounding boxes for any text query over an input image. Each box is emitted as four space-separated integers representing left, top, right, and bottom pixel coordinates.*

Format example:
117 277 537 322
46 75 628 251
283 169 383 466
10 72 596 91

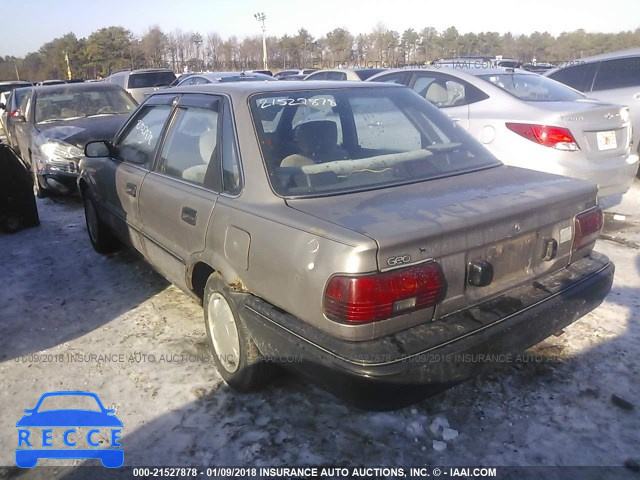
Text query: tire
203 273 275 391
33 172 48 198
83 192 120 254
2 213 22 233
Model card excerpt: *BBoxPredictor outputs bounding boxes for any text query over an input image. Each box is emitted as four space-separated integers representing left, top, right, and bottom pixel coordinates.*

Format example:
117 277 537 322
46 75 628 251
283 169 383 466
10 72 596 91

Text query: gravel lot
1 180 639 479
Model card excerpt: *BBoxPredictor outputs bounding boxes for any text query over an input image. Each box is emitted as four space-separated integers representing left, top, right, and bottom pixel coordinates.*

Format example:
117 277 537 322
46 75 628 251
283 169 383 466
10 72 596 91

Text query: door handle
450 117 461 122
634 92 640 100
125 182 137 197
181 207 197 226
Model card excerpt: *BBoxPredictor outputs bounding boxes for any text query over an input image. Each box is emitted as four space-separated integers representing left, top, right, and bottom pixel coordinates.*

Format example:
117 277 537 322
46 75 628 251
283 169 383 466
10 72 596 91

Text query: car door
408 72 471 129
95 94 175 253
137 93 222 290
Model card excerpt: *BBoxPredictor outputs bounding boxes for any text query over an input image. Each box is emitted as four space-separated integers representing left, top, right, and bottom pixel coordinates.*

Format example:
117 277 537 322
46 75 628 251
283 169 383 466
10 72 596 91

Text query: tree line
1 24 639 81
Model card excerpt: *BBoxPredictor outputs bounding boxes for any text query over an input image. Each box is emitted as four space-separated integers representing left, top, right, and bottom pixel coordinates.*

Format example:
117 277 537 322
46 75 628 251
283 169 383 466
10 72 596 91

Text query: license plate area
596 130 617 151
464 232 539 302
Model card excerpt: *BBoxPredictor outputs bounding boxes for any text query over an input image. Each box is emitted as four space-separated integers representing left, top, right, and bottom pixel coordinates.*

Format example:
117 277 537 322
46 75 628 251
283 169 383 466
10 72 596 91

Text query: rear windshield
478 73 585 101
128 71 176 89
250 87 500 197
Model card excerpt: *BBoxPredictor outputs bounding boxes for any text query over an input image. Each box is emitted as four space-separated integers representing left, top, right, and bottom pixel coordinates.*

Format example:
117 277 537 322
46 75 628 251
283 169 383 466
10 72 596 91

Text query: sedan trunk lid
286 165 597 316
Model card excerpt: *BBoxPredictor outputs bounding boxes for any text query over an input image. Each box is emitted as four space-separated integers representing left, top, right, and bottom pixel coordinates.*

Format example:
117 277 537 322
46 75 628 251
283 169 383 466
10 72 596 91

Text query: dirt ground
1 181 639 479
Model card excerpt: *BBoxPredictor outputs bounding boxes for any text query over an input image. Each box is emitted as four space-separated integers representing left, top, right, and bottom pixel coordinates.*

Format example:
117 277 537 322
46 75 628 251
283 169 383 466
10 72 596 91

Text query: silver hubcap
85 200 99 243
207 293 240 373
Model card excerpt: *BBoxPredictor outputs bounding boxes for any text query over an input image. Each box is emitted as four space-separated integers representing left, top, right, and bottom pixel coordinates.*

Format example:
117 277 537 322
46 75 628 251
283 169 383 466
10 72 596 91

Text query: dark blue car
16 391 123 468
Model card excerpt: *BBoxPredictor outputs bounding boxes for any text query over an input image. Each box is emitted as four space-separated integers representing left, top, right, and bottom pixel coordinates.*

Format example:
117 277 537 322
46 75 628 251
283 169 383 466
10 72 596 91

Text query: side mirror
0 102 5 110
85 140 113 158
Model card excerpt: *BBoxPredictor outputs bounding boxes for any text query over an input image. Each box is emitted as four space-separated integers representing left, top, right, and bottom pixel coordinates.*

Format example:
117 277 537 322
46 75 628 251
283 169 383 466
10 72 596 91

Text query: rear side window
157 106 219 187
413 74 488 107
108 73 127 89
308 72 327 80
592 57 640 91
479 73 584 101
128 72 177 89
547 63 597 92
221 105 242 195
116 105 172 166
325 72 347 80
372 72 409 84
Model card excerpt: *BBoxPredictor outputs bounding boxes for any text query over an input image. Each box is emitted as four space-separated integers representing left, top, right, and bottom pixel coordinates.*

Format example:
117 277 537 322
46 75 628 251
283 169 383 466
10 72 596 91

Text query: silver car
104 68 176 103
174 71 276 86
544 48 640 169
79 81 613 409
369 67 639 208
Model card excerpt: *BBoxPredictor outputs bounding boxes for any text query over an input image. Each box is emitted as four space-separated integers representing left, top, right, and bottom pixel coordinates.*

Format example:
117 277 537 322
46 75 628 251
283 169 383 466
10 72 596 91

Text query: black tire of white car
33 172 48 198
203 273 275 392
83 192 120 254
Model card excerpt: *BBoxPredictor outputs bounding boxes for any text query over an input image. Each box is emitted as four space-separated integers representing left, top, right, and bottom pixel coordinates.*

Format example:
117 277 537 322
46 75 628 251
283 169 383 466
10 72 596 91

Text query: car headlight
40 140 83 163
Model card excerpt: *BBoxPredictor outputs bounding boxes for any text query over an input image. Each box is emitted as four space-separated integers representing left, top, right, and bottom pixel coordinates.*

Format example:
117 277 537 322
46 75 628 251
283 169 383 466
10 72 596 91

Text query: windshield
251 87 500 197
478 73 585 101
35 87 137 123
128 71 176 88
37 394 102 412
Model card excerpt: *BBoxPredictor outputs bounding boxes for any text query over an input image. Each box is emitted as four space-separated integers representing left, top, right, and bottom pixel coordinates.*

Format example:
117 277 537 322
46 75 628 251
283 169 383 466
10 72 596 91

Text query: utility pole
64 52 72 80
254 12 268 70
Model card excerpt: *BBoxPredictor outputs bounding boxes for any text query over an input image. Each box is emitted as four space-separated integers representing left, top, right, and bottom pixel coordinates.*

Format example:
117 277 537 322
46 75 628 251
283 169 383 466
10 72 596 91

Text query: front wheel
83 192 119 254
33 172 48 198
204 273 275 392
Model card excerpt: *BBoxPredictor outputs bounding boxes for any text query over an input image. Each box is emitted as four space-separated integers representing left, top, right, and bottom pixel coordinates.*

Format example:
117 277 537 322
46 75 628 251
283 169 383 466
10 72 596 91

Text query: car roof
369 66 529 81
32 82 124 94
0 80 31 86
165 79 404 98
571 48 640 63
191 71 275 80
130 68 174 74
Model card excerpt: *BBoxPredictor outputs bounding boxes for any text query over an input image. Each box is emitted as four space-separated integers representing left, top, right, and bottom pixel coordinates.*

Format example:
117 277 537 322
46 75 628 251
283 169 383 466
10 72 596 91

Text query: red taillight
573 207 604 253
506 123 579 150
324 262 446 324
10 109 20 117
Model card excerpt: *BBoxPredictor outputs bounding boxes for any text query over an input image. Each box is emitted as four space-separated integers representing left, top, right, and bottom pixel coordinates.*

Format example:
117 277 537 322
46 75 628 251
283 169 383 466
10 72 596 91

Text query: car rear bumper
558 152 638 202
242 252 614 408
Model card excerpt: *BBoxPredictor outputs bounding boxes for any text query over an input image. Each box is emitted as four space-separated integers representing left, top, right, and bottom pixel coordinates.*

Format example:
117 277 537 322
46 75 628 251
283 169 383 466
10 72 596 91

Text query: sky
1 0 639 57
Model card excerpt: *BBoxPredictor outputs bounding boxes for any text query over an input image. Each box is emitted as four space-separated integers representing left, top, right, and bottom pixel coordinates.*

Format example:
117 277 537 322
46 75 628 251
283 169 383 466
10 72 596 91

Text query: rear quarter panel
200 195 385 340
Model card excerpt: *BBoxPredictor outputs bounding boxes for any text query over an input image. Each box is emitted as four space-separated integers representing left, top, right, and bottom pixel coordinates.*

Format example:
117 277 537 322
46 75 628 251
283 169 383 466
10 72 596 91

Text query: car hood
36 114 129 148
16 410 123 427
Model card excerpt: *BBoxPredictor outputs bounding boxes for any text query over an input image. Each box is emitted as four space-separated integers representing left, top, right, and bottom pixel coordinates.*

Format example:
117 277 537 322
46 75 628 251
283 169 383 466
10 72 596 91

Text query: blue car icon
16 391 123 468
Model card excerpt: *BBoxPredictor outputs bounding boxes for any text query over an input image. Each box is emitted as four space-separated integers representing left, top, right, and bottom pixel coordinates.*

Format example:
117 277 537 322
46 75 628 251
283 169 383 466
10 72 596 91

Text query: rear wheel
83 192 119 254
204 273 275 391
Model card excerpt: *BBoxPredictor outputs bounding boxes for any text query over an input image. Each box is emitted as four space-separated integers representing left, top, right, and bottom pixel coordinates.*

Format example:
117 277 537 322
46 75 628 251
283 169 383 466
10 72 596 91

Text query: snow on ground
1 181 639 478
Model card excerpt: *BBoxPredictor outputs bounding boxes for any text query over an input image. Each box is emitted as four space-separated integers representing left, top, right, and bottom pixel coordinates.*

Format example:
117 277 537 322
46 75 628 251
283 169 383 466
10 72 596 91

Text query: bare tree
141 25 167 67
205 32 222 69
